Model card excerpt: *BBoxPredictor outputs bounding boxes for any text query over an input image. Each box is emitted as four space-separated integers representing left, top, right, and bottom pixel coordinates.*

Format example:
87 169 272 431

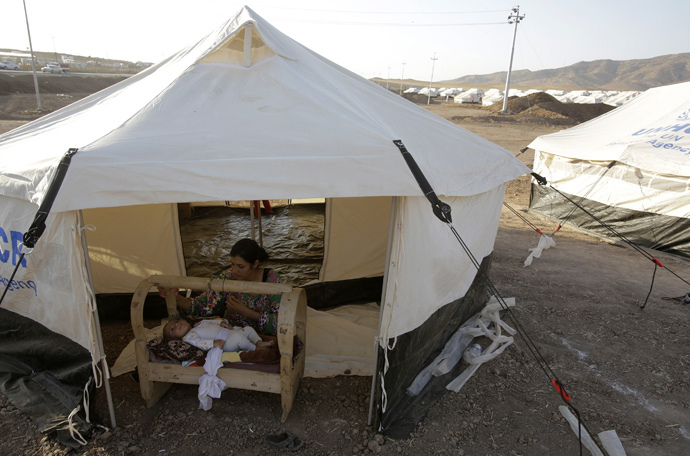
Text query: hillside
445 53 690 91
4 48 689 92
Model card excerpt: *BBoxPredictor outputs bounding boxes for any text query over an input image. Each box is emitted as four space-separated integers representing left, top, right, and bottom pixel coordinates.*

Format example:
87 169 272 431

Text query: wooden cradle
130 275 307 422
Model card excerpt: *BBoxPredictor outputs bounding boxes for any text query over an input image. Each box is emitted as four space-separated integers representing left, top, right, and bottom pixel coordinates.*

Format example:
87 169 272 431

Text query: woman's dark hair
230 238 269 264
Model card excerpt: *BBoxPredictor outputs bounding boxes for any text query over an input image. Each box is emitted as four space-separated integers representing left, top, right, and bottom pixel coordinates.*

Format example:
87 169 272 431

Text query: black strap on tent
393 140 602 455
23 148 78 248
530 171 547 186
0 148 78 307
515 146 530 158
393 140 452 223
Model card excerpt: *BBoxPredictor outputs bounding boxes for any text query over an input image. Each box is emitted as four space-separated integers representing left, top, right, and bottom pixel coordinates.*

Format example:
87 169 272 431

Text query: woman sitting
158 238 283 335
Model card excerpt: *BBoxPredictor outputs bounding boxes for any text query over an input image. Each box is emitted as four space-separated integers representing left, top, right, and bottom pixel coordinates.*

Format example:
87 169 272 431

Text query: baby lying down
163 318 275 352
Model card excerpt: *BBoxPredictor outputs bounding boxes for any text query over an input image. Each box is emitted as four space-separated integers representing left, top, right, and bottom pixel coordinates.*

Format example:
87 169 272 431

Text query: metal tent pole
77 211 117 430
257 202 263 248
367 196 399 426
250 201 256 241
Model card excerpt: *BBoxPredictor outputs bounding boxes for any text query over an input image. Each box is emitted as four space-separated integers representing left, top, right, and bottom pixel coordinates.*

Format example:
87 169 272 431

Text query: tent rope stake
0 148 78 307
395 146 602 454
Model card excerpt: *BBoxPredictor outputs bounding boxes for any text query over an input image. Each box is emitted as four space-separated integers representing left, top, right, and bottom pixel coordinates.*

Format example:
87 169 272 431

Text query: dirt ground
0 82 689 456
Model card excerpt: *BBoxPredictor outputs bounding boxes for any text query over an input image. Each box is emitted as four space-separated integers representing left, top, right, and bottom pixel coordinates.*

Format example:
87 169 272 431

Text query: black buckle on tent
530 172 547 186
23 148 78 248
393 140 452 223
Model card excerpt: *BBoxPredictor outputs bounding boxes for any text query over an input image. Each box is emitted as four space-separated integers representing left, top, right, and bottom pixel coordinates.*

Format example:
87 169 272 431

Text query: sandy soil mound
493 92 616 124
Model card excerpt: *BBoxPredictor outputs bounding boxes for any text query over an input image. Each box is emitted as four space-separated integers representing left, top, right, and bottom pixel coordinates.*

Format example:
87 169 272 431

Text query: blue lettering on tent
0 275 37 297
667 123 690 133
648 139 690 154
0 226 27 267
660 134 684 142
633 123 690 136
10 230 27 267
0 227 8 263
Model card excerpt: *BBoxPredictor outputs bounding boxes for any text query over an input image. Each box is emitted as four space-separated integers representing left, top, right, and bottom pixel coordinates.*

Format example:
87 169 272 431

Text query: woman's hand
157 286 179 298
213 339 225 349
157 287 192 313
226 296 258 321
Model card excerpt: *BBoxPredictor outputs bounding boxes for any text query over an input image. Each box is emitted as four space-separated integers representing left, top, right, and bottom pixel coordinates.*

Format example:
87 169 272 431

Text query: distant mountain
446 53 690 91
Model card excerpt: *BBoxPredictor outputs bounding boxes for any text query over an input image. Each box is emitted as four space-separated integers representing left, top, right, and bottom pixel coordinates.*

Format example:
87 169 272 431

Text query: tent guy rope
537 179 690 308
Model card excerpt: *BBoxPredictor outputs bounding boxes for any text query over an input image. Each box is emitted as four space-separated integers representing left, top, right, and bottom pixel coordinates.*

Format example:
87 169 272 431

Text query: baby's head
163 319 192 339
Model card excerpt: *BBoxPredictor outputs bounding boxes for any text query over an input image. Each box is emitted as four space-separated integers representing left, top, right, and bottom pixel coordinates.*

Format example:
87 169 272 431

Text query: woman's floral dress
184 268 282 335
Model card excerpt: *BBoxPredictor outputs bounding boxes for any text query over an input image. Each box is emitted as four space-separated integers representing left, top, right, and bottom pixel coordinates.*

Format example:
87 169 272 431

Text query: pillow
147 338 204 363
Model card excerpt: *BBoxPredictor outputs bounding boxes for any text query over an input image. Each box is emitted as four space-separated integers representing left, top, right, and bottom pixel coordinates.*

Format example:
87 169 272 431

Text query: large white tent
0 6 529 442
528 81 690 258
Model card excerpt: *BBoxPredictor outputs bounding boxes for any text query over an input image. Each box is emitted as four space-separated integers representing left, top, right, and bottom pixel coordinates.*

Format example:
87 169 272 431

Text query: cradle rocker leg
277 288 307 422
135 340 172 407
131 278 173 407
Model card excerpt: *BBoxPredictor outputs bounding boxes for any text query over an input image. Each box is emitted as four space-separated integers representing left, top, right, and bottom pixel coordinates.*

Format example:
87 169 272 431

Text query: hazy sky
4 0 689 82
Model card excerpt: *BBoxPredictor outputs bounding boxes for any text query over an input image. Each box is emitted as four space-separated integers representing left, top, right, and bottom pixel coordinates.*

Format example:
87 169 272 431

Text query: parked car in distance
0 61 20 70
41 63 68 73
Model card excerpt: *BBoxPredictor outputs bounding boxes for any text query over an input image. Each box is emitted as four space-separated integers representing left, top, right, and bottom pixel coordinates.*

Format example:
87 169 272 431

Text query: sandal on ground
264 432 304 451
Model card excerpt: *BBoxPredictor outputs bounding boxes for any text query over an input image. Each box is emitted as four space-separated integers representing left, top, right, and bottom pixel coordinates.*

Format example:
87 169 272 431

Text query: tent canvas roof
0 6 527 212
528 81 690 177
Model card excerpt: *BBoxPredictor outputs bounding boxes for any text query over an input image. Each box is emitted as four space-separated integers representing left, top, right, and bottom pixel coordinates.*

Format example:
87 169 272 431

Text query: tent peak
199 12 272 67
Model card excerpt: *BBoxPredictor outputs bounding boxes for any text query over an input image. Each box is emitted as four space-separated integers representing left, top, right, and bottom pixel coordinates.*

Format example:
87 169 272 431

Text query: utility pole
427 53 438 106
52 36 59 63
399 61 406 95
501 6 525 113
23 0 41 111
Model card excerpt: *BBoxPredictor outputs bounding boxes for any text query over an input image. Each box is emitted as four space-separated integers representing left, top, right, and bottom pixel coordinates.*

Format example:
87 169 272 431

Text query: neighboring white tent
482 88 504 107
454 88 484 104
528 81 690 258
603 90 641 106
0 6 529 441
418 86 440 97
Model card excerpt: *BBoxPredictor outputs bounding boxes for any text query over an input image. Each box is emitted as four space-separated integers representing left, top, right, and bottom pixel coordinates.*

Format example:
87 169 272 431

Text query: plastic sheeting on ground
181 204 325 286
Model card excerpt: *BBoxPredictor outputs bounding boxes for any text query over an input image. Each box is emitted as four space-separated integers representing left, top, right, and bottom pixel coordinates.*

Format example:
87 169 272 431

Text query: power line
277 18 508 26
263 7 507 15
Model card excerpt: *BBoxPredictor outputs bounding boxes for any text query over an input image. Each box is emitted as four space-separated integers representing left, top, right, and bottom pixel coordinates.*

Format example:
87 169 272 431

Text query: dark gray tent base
377 255 492 438
530 184 690 259
0 307 95 448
